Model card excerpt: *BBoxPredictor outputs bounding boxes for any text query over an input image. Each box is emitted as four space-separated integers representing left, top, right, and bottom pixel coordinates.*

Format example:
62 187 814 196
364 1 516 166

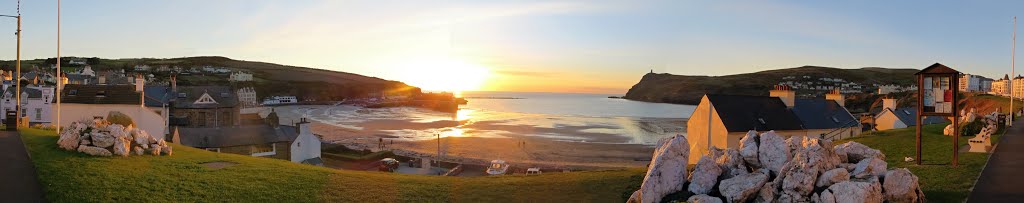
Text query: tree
87 57 101 65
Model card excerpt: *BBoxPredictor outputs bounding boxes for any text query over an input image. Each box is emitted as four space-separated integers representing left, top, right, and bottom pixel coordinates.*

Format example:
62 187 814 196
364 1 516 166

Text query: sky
0 1 1020 94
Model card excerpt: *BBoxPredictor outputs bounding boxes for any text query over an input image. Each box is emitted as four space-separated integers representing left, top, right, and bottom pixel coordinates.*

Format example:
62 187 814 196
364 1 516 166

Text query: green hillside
20 128 644 202
623 66 920 105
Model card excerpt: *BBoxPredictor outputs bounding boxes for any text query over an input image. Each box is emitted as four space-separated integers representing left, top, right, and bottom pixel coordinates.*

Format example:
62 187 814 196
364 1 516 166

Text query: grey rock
688 194 724 203
852 158 887 179
690 156 723 194
740 131 761 168
719 172 769 203
882 168 925 203
834 142 885 163
758 131 790 174
628 134 690 203
818 180 882 203
816 168 850 188
90 132 115 148
77 145 112 156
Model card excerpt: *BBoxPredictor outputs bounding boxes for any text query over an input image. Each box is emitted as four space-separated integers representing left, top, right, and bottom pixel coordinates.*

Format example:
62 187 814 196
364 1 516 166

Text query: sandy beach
269 105 687 169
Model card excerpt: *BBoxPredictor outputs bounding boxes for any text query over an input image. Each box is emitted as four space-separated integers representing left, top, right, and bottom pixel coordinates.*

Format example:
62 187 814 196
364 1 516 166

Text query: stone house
171 86 240 128
686 86 861 164
173 114 322 165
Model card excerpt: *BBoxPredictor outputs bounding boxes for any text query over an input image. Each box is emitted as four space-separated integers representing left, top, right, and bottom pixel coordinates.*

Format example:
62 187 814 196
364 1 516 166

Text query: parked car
379 158 399 172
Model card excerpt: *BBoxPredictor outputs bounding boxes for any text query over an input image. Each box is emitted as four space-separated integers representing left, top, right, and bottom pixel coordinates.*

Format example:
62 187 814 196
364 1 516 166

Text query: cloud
710 1 912 48
494 69 559 78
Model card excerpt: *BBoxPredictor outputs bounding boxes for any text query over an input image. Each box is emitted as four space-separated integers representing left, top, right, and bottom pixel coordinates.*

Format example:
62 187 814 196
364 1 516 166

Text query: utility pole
0 2 23 128
56 0 61 133
1013 16 1017 126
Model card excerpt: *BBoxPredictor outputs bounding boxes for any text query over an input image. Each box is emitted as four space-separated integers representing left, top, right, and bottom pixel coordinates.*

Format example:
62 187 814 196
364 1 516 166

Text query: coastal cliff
623 66 920 105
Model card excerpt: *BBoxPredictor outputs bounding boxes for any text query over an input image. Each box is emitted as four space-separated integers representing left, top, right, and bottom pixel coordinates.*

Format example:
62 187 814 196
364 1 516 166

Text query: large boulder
57 122 87 150
816 168 850 188
688 194 724 203
77 145 112 156
834 142 884 163
779 165 817 203
90 132 115 148
818 179 882 203
112 137 131 157
107 124 128 139
758 131 789 174
106 111 135 127
690 156 723 194
719 171 769 203
148 145 162 156
797 137 841 174
852 158 887 179
883 168 925 203
627 134 690 203
740 131 761 168
132 129 152 147
716 148 748 180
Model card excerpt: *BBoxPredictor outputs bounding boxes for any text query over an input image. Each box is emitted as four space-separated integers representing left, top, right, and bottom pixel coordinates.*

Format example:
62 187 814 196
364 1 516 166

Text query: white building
229 71 254 82
959 74 989 92
237 87 258 108
291 118 322 164
991 75 1011 96
873 98 946 131
58 81 168 140
69 58 88 65
134 65 152 71
79 66 95 77
262 96 297 105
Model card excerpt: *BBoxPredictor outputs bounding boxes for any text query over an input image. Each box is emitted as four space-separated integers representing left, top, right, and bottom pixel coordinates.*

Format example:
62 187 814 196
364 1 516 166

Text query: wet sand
272 105 687 169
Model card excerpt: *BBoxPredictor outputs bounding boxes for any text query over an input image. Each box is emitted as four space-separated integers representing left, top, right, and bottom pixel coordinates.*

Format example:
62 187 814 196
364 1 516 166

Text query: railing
821 120 862 141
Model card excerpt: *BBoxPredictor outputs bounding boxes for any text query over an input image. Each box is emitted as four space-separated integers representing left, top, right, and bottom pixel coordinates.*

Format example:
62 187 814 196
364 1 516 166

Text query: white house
69 58 88 65
291 118 322 165
686 86 861 164
262 96 297 105
134 65 152 71
79 66 96 77
873 98 947 131
58 81 167 140
229 71 254 82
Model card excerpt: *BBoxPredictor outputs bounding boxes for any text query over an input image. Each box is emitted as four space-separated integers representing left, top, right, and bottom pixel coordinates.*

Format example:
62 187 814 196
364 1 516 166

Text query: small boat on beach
486 160 510 175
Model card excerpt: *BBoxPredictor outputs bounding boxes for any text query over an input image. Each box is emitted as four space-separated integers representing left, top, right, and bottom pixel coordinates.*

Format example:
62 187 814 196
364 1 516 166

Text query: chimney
825 89 845 107
769 85 796 108
882 97 897 110
298 117 311 135
134 74 145 92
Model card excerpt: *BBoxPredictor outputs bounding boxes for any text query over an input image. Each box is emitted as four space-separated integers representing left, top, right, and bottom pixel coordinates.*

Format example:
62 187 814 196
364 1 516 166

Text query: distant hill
622 66 921 107
0 56 419 101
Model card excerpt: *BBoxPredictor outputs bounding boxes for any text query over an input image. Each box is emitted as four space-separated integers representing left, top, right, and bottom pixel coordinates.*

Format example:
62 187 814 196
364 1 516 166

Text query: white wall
874 110 908 131
290 122 321 163
58 103 167 140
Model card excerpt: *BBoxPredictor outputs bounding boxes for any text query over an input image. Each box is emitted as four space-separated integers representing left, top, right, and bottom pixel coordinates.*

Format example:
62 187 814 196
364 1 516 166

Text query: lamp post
0 3 20 129
56 0 61 133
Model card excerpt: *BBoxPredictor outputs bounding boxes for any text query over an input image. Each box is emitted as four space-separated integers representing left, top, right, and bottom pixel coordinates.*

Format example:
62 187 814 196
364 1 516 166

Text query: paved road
0 131 45 202
969 119 1024 202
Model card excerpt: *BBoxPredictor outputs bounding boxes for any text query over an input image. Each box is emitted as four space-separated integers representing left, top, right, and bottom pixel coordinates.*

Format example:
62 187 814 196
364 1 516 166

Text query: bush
106 111 135 127
960 119 984 136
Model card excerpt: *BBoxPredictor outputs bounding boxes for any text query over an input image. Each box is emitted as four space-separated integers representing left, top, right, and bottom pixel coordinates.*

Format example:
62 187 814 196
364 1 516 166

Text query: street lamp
0 3 20 129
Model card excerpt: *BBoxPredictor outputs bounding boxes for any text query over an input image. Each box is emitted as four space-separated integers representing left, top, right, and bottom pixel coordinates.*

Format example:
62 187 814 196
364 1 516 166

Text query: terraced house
686 86 861 164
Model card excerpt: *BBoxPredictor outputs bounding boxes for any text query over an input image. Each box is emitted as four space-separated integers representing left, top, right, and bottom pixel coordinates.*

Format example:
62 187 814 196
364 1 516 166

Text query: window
68 89 78 96
34 108 41 120
757 118 766 125
96 90 106 97
178 93 186 98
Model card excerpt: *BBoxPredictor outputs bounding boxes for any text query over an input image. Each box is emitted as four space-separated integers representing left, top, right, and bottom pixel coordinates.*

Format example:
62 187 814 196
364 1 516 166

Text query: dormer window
194 93 218 104
831 116 839 123
96 90 106 97
757 118 766 125
902 110 911 115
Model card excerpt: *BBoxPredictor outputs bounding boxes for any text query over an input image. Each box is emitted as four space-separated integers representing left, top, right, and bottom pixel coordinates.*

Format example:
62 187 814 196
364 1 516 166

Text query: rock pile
627 131 925 203
56 120 172 157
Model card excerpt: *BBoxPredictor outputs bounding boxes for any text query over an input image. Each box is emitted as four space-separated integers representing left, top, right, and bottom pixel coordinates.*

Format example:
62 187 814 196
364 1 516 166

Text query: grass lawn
20 128 644 202
840 123 995 203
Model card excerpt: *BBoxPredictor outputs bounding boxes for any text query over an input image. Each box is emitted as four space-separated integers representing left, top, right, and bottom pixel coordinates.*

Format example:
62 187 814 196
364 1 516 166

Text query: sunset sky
0 1 1021 94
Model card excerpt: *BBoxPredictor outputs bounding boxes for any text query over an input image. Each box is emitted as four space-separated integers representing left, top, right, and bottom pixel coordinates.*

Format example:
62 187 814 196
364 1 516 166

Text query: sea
292 91 697 145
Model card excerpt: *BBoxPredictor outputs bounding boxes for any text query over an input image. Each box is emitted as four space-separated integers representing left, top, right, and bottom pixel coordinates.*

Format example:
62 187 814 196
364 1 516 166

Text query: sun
396 57 491 93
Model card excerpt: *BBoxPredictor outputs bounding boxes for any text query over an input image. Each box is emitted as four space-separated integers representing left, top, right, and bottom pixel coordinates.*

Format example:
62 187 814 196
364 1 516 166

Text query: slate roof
705 94 804 132
883 107 948 126
173 86 238 109
60 84 140 105
143 86 172 107
916 63 961 75
791 99 859 129
175 125 299 148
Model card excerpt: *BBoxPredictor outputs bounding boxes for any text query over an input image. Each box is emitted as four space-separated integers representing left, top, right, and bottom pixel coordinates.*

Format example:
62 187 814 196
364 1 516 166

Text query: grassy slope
21 128 643 202
842 124 994 203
